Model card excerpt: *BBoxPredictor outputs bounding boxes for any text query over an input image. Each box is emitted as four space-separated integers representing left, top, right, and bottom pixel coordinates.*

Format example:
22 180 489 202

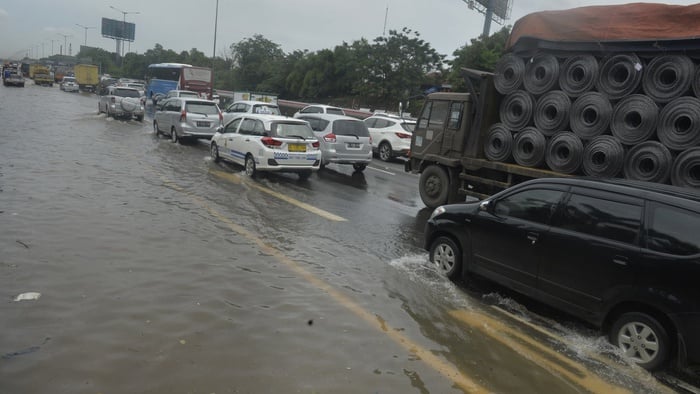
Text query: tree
353 28 444 110
229 34 285 92
446 26 511 91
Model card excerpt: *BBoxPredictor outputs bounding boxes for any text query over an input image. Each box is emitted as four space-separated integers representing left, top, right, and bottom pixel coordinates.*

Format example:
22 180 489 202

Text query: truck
74 64 99 92
32 65 53 86
3 64 25 87
406 3 700 208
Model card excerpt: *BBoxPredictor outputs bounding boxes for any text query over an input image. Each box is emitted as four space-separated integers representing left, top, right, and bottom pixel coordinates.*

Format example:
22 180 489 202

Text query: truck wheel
610 312 670 371
420 165 450 208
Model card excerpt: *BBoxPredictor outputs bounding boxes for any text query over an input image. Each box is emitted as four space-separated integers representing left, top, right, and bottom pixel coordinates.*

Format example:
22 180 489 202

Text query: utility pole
57 33 72 56
75 24 96 46
212 0 219 98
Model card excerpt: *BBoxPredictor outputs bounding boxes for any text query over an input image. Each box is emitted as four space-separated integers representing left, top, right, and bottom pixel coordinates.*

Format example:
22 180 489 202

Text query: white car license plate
347 142 360 148
196 121 211 127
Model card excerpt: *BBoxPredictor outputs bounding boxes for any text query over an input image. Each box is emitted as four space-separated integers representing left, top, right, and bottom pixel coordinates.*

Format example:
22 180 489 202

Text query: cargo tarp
507 3 700 53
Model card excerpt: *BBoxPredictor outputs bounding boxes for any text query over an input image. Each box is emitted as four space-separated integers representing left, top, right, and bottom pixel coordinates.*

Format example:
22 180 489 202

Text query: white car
98 86 145 121
60 76 79 92
222 100 281 125
293 104 345 117
210 114 322 180
364 115 415 161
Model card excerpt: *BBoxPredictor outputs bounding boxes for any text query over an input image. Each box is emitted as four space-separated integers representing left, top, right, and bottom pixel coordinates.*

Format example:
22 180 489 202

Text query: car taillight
323 133 336 143
261 136 283 148
312 141 320 148
180 109 187 122
110 97 115 103
395 132 411 139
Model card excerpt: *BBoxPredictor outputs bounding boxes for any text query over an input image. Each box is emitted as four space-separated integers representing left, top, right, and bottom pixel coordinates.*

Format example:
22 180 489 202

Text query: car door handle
526 233 538 245
612 256 629 266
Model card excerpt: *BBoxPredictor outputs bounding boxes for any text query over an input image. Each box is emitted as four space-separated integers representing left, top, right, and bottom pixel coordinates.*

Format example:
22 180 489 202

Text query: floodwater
0 82 693 393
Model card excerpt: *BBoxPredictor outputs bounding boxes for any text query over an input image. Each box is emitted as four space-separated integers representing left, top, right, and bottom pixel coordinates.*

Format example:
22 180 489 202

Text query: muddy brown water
0 83 682 393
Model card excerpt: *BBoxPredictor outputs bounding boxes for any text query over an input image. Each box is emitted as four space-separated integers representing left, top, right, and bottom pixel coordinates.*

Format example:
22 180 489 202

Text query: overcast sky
1 0 698 60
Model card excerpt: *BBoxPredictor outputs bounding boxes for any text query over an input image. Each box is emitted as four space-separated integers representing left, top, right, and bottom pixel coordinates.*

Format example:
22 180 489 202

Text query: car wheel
610 312 670 371
210 143 220 163
171 128 179 144
419 165 450 208
298 170 312 180
353 163 367 172
136 115 144 122
245 154 258 178
153 121 160 135
378 142 393 162
429 236 462 280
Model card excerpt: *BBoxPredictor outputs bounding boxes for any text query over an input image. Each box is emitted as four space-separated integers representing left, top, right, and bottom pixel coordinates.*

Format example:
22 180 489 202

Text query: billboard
101 17 135 41
466 0 512 23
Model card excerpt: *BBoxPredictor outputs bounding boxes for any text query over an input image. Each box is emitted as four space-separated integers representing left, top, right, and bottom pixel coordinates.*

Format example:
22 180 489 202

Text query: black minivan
424 177 700 371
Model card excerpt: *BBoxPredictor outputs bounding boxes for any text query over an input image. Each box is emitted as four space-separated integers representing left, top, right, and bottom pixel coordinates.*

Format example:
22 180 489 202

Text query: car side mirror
217 126 224 133
479 200 491 212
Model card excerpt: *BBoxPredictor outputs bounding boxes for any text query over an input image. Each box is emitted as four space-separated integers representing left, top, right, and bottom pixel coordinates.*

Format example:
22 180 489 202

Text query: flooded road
0 82 693 393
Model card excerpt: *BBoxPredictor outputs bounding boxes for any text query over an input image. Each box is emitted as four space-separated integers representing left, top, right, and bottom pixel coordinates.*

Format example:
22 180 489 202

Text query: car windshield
180 92 199 98
272 122 315 139
63 78 76 83
332 119 370 137
128 83 144 89
252 105 280 115
186 102 219 115
326 108 344 115
114 89 140 98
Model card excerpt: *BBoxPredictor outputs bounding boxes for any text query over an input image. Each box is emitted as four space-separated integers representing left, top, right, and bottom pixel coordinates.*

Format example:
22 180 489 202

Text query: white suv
364 115 415 161
98 86 145 121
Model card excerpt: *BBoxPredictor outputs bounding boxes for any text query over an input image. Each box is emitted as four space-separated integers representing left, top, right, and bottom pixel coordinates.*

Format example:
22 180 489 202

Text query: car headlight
429 206 446 220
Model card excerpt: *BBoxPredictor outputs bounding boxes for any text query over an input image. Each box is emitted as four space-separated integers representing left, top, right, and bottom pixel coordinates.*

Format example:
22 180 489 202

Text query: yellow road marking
160 174 488 393
451 309 632 393
487 306 677 394
210 169 346 222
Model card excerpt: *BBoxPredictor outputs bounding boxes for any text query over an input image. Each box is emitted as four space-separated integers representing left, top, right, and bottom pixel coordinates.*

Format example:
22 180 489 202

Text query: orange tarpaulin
507 3 700 50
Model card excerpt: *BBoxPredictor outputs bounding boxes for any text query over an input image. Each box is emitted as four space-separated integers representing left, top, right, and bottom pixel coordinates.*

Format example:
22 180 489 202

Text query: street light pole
212 0 219 98
110 5 139 57
75 24 96 46
57 33 72 56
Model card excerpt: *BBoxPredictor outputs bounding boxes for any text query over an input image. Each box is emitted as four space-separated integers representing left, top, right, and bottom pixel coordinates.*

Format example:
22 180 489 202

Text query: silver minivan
153 98 222 144
295 114 372 171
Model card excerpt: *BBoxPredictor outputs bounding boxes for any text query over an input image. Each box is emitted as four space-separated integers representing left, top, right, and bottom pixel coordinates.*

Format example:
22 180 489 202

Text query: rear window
326 107 345 115
646 203 700 255
332 119 370 137
272 122 315 139
114 89 140 98
186 102 219 115
252 104 280 115
180 92 199 98
402 122 416 132
298 117 329 132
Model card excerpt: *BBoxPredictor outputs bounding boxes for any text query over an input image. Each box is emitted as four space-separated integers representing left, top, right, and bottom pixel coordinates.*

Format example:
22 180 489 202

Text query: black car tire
610 312 670 371
378 142 393 162
153 121 160 136
419 165 450 208
245 154 258 178
210 143 220 163
171 128 179 144
430 236 462 280
353 163 367 172
298 170 312 180
136 115 144 122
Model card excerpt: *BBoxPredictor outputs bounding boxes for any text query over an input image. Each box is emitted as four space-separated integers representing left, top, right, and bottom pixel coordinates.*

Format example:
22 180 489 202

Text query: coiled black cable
610 94 658 145
484 123 514 162
534 90 571 136
570 92 613 140
582 135 625 177
523 53 559 96
494 53 525 95
545 132 584 174
513 127 547 167
499 90 534 131
642 55 694 103
596 53 643 100
559 54 598 98
623 141 673 183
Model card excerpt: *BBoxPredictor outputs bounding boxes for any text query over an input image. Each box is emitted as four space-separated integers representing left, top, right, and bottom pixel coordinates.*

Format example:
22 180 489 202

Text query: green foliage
446 26 511 91
72 27 514 110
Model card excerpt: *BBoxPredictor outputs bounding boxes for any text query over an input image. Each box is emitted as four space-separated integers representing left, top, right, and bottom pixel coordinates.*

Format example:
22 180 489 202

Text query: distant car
153 97 222 143
294 114 372 172
98 86 145 121
210 114 322 179
222 100 281 125
60 76 79 92
364 115 415 161
425 177 700 371
294 104 345 117
153 90 200 105
125 82 145 97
